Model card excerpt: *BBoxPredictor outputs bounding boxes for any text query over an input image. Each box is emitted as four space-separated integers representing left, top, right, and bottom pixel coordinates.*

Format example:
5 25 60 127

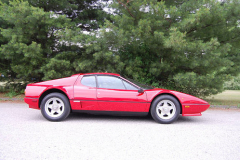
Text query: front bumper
182 104 210 116
24 97 39 110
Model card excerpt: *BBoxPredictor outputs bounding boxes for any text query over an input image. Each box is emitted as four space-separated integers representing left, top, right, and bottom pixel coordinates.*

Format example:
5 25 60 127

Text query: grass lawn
205 90 240 107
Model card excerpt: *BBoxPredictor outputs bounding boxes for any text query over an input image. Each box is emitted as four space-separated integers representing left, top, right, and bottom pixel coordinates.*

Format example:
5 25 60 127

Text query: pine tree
76 0 240 97
1 0 240 97
0 0 108 81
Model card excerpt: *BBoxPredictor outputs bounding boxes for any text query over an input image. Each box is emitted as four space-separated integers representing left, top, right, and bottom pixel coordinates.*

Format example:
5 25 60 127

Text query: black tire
40 93 71 121
150 95 180 124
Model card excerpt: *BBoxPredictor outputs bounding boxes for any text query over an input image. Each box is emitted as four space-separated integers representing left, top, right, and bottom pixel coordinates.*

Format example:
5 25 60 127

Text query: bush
224 75 240 90
0 86 7 93
0 81 26 97
5 89 19 98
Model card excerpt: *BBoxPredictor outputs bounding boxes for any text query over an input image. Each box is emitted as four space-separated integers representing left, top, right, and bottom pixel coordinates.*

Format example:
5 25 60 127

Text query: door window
97 76 125 89
123 81 138 90
81 76 96 87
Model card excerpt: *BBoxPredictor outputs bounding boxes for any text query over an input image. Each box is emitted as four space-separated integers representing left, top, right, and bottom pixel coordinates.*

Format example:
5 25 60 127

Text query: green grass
205 90 240 107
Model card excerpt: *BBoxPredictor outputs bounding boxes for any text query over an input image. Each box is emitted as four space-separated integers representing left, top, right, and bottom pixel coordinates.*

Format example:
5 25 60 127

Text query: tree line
0 0 240 97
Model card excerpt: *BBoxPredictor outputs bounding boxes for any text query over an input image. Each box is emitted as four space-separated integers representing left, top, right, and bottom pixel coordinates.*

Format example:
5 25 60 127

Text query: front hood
145 88 209 105
170 91 209 105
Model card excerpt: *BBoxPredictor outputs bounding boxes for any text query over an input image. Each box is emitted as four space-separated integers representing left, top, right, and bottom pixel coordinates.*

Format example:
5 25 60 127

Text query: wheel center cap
163 107 169 113
52 104 59 111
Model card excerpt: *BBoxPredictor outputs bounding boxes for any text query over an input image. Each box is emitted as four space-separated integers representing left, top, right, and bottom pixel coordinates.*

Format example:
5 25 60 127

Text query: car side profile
24 73 210 124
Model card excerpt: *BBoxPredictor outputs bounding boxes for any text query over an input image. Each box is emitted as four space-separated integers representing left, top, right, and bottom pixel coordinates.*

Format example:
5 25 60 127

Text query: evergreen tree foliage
28 0 108 31
0 0 240 97
76 0 240 97
0 0 72 81
0 0 107 81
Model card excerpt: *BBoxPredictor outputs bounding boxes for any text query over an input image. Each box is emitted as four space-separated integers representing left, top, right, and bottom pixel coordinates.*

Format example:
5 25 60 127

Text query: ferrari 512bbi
24 73 210 124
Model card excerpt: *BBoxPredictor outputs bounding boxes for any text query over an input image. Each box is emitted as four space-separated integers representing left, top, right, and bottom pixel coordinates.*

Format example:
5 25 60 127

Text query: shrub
224 75 240 90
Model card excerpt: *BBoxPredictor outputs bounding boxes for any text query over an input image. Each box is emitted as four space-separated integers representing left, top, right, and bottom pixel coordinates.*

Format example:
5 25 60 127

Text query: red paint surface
25 73 210 115
97 88 148 112
24 97 39 110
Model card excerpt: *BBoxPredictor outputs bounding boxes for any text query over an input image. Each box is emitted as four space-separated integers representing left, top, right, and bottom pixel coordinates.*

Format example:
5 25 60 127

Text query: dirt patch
0 93 25 103
0 100 25 103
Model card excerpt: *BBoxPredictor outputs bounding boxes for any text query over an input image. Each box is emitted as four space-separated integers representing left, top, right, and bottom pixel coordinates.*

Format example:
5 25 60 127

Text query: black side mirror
138 88 144 93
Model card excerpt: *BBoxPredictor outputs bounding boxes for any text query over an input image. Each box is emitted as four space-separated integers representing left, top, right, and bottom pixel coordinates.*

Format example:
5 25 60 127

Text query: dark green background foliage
0 0 240 97
0 0 108 81
224 75 240 90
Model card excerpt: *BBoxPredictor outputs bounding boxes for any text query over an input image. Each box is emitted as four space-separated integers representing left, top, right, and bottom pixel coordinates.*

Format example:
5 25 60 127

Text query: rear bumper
24 97 39 110
182 104 210 116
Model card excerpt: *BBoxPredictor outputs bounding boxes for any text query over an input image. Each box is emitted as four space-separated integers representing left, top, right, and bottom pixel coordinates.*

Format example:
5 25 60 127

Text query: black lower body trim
72 110 149 116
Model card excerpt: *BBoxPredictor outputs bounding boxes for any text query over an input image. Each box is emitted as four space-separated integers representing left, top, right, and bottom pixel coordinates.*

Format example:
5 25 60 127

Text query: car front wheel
40 93 71 121
150 95 180 124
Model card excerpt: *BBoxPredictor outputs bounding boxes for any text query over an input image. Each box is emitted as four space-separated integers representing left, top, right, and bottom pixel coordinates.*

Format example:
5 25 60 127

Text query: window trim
121 79 138 90
119 76 140 89
81 75 97 88
96 75 139 90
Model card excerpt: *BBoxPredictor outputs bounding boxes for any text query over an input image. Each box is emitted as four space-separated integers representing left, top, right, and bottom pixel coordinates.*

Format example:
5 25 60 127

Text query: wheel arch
38 88 70 109
149 93 182 114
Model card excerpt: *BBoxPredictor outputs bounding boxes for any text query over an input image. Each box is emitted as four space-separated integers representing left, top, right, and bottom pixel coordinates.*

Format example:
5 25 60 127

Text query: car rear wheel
150 95 180 124
40 93 71 121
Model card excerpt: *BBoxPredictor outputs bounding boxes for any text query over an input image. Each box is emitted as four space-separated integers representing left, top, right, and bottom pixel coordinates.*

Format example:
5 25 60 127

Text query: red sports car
24 73 210 124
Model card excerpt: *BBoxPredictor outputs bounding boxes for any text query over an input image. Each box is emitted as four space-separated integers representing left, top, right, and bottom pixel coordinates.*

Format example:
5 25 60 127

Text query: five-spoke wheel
41 93 70 121
151 95 180 124
44 97 65 117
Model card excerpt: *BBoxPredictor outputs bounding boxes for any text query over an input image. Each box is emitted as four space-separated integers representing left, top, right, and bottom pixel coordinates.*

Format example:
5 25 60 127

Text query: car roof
72 73 120 76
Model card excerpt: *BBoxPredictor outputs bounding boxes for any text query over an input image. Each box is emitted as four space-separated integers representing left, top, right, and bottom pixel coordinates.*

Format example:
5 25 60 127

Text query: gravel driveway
0 103 240 160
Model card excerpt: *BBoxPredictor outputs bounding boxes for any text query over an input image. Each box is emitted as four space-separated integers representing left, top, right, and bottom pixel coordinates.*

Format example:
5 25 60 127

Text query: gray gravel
0 103 240 160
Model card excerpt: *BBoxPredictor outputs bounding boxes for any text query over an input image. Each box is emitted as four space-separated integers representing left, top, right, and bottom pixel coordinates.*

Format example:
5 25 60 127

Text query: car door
73 75 98 110
96 75 149 112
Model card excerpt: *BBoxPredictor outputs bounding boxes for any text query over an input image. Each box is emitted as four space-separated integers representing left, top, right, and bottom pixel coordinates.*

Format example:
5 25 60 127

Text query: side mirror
138 88 144 93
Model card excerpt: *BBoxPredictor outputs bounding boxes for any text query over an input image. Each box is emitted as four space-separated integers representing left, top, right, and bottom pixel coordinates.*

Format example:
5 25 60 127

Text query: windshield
123 77 154 90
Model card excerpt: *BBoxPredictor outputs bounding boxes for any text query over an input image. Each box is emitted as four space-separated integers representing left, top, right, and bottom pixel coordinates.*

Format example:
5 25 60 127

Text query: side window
81 76 96 87
123 81 138 90
97 76 125 90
